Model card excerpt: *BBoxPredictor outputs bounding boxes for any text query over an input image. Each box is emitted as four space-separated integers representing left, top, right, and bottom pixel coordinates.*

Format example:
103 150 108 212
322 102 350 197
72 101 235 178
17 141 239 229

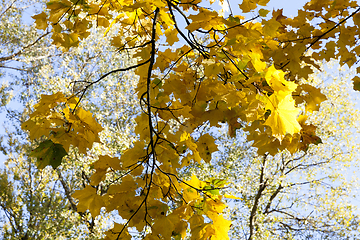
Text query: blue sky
268 0 307 16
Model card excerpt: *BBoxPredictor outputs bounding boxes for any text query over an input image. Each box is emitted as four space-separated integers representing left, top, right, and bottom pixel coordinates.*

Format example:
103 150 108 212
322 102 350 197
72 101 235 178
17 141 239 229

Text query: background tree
0 0 139 238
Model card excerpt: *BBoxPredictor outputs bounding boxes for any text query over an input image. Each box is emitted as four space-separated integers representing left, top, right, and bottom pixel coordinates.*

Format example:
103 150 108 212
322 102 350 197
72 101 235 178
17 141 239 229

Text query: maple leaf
259 9 270 17
182 175 204 202
46 0 72 23
245 121 281 156
265 65 297 93
72 185 104 217
32 12 48 30
264 93 301 139
206 212 231 240
352 76 360 91
156 143 180 168
151 215 175 239
297 115 322 149
75 107 103 135
262 18 282 37
104 223 131 240
93 155 122 170
120 141 146 169
30 92 66 117
248 49 266 72
197 134 218 163
353 13 360 26
90 155 122 185
189 215 208 239
164 28 179 45
239 0 257 13
29 139 67 169
21 118 52 140
107 175 138 194
186 9 225 32
294 84 327 112
61 106 103 153
51 32 80 50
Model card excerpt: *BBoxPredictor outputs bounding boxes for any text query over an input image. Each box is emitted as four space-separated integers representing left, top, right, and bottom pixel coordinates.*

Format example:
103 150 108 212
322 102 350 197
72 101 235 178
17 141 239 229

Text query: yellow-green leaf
259 8 270 17
32 12 48 30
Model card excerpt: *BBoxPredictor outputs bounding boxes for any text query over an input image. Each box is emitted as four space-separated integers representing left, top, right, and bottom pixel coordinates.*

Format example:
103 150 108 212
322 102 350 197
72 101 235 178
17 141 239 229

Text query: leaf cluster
20 0 360 239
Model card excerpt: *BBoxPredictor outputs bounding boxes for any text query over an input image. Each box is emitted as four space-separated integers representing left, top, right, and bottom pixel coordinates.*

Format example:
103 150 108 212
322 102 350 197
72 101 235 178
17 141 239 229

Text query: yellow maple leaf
90 168 107 185
107 175 138 194
58 106 103 153
197 134 218 163
104 223 131 240
248 49 266 72
245 121 282 155
97 16 110 28
239 0 257 13
206 212 231 240
164 28 179 45
203 59 222 77
186 8 226 32
182 175 204 203
21 118 50 140
46 0 72 23
72 185 104 217
75 107 103 134
90 155 122 185
151 215 175 239
189 214 208 238
31 92 66 116
294 84 327 112
134 113 150 140
120 141 146 169
93 155 122 171
259 8 270 17
262 18 282 37
180 131 190 142
51 32 80 50
32 12 48 30
22 92 68 140
155 144 180 168
264 93 301 139
265 65 297 93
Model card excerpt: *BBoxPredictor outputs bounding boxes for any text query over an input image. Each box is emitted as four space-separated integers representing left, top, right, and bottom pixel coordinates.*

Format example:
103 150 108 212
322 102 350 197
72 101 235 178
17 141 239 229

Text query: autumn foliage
23 0 360 239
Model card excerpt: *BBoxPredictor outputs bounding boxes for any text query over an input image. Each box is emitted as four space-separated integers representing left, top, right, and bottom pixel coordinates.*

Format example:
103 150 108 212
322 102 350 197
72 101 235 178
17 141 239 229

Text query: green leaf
203 185 220 195
29 139 67 169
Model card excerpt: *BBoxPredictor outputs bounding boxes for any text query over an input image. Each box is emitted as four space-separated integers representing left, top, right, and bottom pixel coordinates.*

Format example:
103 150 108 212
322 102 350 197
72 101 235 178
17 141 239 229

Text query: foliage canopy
11 0 360 239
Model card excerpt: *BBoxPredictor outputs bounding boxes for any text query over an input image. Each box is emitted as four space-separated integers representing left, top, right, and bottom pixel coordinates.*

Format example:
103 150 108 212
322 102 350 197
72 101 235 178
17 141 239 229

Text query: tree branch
248 154 268 240
0 32 50 63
